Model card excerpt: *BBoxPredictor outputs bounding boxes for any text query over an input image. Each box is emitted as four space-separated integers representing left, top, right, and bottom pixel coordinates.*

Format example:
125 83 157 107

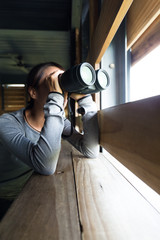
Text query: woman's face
34 66 64 108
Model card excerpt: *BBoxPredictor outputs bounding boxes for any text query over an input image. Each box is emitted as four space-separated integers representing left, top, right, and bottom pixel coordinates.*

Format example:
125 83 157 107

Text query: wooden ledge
72 149 160 239
0 142 160 239
0 142 81 240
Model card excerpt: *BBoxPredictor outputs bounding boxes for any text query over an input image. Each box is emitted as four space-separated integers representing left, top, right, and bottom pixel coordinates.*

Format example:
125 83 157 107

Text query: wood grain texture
87 0 133 65
72 149 160 240
98 95 160 194
131 15 160 65
127 0 160 49
0 142 81 240
3 86 26 111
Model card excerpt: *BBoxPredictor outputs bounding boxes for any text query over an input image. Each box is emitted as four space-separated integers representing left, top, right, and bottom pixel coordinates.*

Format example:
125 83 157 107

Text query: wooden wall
98 95 160 194
0 85 26 114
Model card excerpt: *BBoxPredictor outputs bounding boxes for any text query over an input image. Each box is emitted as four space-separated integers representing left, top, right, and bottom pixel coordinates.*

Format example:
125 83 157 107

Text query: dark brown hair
26 62 65 108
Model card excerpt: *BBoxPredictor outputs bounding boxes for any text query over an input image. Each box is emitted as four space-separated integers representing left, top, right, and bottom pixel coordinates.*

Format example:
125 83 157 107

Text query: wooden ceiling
0 0 73 84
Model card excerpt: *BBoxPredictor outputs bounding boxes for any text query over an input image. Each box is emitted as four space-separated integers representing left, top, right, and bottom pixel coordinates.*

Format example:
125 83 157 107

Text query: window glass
130 45 160 101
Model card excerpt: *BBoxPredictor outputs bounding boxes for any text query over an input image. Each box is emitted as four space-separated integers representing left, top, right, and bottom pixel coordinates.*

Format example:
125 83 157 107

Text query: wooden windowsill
0 141 160 239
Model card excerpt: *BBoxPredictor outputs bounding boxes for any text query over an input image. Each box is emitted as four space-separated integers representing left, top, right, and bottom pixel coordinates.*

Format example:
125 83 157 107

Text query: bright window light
130 45 160 101
6 84 25 87
103 150 160 213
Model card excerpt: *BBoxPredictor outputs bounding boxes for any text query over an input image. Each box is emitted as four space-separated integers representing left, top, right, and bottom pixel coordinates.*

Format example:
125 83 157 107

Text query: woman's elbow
33 158 58 176
32 152 59 175
83 145 99 159
36 165 56 176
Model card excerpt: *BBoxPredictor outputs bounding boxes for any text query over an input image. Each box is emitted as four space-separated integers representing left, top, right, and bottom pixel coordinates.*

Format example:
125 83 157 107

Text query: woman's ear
28 86 37 100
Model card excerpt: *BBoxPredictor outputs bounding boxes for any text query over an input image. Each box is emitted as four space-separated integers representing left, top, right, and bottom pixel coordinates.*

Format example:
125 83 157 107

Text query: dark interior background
0 0 88 84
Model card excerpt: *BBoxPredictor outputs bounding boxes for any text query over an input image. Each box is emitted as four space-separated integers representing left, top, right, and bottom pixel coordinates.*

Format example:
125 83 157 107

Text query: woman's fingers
45 70 64 94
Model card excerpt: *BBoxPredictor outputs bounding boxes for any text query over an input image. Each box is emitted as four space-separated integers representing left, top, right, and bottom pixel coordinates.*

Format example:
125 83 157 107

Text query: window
130 45 160 101
100 29 160 214
0 84 26 113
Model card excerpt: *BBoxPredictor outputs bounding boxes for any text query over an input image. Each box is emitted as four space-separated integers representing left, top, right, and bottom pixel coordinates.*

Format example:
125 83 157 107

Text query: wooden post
87 0 133 65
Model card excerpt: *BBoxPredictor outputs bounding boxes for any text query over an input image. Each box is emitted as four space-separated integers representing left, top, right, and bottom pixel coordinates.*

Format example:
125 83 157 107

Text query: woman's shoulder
0 108 25 125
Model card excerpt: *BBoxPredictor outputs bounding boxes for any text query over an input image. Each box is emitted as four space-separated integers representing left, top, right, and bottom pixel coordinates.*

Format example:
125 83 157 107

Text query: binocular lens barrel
59 62 96 92
80 65 94 85
95 69 110 90
59 62 110 94
97 70 108 88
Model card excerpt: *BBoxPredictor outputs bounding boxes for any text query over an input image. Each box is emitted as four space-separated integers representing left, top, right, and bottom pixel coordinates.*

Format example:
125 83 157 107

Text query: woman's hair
26 62 65 108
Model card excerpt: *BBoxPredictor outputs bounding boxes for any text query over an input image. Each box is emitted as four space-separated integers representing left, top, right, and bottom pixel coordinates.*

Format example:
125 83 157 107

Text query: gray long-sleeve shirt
0 93 99 200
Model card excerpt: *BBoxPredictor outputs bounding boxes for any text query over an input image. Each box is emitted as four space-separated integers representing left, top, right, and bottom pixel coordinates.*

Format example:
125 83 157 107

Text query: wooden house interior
0 0 160 239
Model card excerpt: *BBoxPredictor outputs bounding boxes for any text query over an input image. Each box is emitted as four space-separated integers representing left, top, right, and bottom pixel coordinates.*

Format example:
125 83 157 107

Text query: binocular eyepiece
59 62 110 94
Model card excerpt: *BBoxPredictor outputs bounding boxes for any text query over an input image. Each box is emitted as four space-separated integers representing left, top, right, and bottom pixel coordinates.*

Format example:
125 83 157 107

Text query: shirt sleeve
0 92 65 175
62 95 99 158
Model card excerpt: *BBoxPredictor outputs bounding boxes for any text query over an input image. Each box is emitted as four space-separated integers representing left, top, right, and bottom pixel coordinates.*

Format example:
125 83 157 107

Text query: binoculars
59 62 110 94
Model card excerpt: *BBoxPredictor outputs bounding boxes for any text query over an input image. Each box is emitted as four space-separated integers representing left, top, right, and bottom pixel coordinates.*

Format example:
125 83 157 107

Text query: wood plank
0 142 81 240
72 149 160 240
98 95 160 194
4 107 25 111
88 0 100 110
127 0 160 49
131 15 160 65
4 87 25 90
4 100 25 104
4 91 25 96
87 0 133 65
75 28 81 64
4 91 25 94
5 96 25 100
3 87 26 110
4 105 25 109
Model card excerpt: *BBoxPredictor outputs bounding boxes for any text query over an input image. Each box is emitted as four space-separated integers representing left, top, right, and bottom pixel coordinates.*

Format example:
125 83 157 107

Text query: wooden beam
131 15 160 65
98 95 160 194
88 0 100 108
127 0 160 49
72 150 160 239
75 28 81 64
87 0 133 65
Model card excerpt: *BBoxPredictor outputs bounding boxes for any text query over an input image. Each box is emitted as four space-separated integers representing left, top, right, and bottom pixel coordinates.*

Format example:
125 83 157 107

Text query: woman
0 62 99 219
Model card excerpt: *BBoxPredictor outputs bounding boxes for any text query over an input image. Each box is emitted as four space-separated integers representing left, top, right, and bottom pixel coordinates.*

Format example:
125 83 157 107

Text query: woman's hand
45 70 69 108
45 70 64 94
